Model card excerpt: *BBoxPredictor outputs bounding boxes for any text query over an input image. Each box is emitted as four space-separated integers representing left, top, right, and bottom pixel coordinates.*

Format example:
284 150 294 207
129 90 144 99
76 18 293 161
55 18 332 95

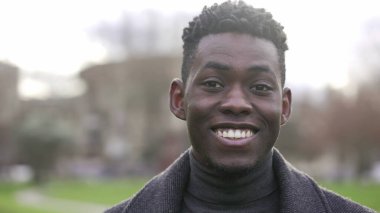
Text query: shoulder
272 149 376 213
104 150 192 213
104 199 131 213
103 174 167 213
103 170 170 213
319 187 376 213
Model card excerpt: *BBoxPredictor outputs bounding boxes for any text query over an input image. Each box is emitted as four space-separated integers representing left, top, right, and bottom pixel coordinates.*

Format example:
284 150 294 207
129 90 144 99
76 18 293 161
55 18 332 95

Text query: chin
204 148 273 176
207 157 259 176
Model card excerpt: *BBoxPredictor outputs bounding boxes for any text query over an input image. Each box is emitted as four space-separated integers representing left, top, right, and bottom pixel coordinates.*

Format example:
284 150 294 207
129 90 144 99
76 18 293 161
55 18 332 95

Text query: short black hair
181 0 288 86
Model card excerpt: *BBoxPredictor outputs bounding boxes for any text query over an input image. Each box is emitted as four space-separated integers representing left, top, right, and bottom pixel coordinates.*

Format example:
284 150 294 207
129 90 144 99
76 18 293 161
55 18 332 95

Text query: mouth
211 123 260 145
213 128 255 139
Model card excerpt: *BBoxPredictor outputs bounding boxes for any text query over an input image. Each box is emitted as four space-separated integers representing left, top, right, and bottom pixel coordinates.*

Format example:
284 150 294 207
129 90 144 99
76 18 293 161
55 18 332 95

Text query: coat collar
272 150 331 213
124 148 331 213
124 150 191 213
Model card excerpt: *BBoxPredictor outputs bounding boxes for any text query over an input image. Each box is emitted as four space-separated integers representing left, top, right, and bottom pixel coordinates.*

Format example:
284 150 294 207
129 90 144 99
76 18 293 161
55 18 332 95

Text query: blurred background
1 0 380 212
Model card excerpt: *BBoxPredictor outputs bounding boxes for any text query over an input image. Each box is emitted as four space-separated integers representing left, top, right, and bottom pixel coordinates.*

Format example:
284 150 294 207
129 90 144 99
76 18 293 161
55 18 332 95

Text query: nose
219 85 253 115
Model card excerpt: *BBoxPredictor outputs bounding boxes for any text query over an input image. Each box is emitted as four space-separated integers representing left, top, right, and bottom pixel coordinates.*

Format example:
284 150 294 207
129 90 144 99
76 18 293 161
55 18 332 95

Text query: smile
214 128 255 140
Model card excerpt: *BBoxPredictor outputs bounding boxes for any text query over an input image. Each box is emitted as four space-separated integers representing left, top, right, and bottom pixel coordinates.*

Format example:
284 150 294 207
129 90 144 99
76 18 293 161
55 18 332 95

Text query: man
106 1 375 212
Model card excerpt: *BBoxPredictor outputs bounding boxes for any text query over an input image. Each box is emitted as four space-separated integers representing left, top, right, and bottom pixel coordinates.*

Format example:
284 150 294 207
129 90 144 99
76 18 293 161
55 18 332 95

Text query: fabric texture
104 149 376 213
181 151 279 212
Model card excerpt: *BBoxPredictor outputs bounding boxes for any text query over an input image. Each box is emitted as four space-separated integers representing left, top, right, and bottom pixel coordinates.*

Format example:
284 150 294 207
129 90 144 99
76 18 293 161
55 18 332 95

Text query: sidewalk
15 188 108 213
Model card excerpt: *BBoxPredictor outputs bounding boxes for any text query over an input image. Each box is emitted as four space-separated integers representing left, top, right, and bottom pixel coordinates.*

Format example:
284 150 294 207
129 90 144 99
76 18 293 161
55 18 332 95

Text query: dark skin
170 33 292 172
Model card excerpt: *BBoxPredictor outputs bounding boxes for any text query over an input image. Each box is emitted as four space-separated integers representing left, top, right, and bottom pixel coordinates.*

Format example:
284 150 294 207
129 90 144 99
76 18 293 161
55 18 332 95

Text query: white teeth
218 130 223 137
235 130 241 138
241 131 246 138
228 129 234 138
215 128 254 139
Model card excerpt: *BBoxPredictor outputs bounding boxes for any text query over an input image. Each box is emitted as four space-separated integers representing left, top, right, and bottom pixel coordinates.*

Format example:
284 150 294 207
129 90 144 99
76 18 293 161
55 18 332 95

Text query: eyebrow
203 61 272 73
203 61 230 71
247 65 271 73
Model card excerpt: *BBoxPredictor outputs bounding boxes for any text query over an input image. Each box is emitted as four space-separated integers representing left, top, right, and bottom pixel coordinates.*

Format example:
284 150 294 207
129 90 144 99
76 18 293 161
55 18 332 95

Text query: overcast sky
0 0 379 98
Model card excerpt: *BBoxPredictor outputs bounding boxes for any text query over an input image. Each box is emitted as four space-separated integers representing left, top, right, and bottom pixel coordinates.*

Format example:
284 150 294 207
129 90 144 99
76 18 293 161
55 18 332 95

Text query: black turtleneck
181 149 280 213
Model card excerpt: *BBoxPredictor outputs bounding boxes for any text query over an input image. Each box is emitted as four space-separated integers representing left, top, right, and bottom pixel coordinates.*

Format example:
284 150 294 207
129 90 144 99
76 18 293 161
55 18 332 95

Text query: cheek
260 98 283 123
186 101 210 128
184 95 216 142
185 93 215 120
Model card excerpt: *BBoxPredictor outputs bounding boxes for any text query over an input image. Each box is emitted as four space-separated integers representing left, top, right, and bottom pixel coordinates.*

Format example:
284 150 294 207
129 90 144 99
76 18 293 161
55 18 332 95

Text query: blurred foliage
15 113 75 183
278 83 380 178
277 21 380 178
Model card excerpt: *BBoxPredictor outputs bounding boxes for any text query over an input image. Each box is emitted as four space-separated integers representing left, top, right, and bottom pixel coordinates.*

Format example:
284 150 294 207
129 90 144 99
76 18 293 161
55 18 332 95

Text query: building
0 62 19 173
79 56 187 174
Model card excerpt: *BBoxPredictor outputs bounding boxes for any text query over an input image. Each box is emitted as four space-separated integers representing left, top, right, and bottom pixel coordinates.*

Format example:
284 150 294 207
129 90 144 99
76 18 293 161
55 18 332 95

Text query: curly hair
181 0 288 86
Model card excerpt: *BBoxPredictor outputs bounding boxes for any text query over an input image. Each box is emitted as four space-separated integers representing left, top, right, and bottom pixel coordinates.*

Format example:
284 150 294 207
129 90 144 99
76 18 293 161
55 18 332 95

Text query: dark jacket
105 149 376 213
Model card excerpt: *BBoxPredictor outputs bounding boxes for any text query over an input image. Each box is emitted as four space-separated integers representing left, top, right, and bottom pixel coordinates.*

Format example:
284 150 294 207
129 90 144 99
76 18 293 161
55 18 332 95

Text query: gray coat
105 149 376 213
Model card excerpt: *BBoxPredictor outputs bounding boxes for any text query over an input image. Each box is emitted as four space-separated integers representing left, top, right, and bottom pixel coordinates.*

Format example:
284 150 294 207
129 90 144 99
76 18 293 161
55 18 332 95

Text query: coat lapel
273 149 331 213
125 151 191 213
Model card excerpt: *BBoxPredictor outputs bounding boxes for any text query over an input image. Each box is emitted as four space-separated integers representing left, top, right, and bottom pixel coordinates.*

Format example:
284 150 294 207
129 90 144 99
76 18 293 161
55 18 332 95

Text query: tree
92 10 189 59
16 113 74 183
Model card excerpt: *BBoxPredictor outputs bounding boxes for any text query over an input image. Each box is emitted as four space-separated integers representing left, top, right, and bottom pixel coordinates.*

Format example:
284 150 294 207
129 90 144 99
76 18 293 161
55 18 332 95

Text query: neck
187 149 277 205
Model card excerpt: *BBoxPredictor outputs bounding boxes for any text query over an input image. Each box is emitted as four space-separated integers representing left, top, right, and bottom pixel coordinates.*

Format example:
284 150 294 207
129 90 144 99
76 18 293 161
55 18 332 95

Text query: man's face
170 33 291 171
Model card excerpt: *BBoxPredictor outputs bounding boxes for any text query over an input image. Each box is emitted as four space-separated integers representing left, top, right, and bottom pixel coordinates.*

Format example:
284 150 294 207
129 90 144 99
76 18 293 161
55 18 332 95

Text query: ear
280 87 292 125
169 78 186 120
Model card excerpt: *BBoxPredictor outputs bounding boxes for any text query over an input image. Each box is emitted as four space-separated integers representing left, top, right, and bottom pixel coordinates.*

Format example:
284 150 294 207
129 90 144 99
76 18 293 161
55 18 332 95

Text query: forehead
192 33 280 74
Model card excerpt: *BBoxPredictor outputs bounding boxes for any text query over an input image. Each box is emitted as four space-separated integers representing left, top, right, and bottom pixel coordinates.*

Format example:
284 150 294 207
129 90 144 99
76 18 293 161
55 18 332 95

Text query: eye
203 80 223 89
254 85 271 91
250 84 273 95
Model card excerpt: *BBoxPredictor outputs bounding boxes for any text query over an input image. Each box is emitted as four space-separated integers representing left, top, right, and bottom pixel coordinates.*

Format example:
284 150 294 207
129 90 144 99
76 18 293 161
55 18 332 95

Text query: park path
15 188 108 213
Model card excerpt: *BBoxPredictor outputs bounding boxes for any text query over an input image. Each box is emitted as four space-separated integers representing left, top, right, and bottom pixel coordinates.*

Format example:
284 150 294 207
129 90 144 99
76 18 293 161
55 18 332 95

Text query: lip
211 122 260 133
210 122 260 147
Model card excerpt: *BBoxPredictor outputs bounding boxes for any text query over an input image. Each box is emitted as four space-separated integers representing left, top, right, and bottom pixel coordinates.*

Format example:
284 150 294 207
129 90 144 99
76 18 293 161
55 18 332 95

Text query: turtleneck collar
186 148 277 205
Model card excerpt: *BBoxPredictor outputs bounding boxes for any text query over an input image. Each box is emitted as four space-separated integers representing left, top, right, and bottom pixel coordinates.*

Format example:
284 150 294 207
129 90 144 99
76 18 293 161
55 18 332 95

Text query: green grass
1 179 379 212
0 179 149 213
321 181 380 211
0 182 51 213
43 179 380 211
43 178 149 205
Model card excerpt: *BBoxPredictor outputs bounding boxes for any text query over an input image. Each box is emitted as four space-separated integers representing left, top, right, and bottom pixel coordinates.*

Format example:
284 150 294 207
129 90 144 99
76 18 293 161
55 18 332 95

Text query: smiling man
175 32 289 176
106 1 375 212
